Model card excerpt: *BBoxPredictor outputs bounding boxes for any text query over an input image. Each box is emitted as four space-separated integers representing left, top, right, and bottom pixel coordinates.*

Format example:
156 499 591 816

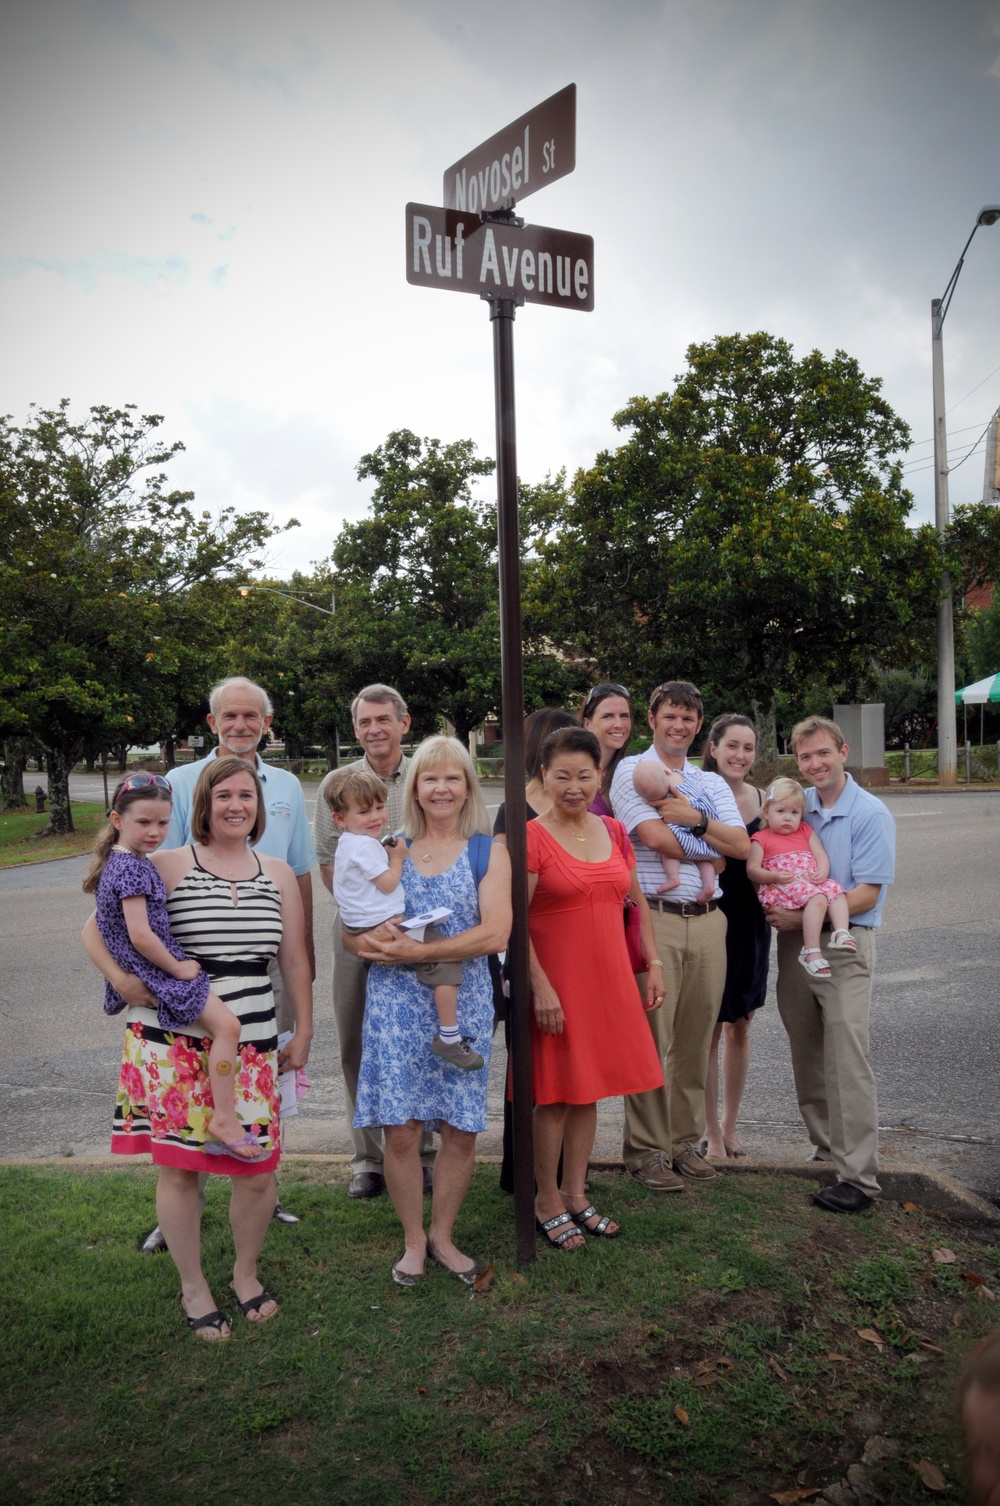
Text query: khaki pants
775 927 880 1197
332 907 435 1176
624 906 728 1169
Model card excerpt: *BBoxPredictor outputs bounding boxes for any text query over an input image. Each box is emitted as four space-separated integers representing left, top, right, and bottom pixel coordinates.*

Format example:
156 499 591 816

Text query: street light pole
930 205 1000 786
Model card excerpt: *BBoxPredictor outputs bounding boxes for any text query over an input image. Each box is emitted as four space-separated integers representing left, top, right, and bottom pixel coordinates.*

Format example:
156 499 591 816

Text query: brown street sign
443 83 576 214
406 203 593 312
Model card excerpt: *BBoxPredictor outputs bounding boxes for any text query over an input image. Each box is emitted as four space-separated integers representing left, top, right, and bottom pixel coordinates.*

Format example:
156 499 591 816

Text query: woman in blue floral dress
350 737 511 1288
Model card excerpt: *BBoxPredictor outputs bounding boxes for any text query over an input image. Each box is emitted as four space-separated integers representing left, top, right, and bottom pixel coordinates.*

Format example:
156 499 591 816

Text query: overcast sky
3 0 999 578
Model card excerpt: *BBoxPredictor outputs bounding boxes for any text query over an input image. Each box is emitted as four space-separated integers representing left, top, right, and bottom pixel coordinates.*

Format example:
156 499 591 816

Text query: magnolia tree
0 401 292 830
534 333 942 768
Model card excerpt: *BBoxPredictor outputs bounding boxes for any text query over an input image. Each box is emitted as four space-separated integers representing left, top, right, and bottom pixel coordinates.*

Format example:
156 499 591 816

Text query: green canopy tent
955 672 1000 747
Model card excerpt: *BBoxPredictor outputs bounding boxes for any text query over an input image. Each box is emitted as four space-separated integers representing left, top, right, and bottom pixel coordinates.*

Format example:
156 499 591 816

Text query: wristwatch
690 816 709 838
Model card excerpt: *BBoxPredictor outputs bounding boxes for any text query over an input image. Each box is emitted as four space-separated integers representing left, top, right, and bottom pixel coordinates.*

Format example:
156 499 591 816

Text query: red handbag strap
599 814 627 858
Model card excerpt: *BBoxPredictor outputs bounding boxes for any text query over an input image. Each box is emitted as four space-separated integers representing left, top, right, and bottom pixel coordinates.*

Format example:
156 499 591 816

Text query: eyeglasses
113 773 172 808
582 683 631 717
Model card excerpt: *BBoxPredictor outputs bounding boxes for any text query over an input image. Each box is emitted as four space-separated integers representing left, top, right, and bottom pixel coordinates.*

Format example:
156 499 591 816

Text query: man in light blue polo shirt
765 716 896 1214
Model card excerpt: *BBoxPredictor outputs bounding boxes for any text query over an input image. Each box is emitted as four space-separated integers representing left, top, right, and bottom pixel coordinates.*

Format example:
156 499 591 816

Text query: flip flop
179 1294 230 1341
204 1132 269 1162
230 1284 279 1321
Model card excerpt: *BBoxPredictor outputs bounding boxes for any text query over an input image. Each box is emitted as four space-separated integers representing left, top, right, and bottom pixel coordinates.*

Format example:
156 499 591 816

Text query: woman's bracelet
647 959 664 968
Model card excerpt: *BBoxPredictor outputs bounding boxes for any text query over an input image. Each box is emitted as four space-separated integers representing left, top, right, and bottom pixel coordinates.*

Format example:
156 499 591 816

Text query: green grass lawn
0 802 107 869
2 1162 996 1505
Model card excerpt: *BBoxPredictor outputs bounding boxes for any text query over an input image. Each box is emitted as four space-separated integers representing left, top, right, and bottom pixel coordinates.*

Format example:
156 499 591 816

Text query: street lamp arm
937 206 1000 325
237 584 336 616
930 204 1000 787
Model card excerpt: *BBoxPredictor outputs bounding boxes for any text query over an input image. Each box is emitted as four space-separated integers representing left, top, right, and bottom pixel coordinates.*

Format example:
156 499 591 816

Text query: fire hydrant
34 786 47 814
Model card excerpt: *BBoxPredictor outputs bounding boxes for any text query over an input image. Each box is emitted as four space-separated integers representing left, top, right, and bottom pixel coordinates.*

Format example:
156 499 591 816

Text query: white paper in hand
397 906 453 943
277 1031 298 1118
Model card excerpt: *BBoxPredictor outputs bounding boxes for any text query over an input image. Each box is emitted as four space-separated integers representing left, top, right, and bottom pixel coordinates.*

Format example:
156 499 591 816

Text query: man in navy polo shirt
765 716 896 1214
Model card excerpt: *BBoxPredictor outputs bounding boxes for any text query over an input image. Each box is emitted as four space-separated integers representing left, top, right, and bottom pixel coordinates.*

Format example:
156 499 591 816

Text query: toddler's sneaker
431 1035 484 1070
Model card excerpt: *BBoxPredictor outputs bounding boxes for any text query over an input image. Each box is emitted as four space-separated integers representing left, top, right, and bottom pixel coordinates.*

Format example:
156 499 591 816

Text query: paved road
2 782 997 1201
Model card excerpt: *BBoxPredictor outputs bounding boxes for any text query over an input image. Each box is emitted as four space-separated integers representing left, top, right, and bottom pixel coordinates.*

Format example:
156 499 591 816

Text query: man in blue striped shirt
611 682 750 1193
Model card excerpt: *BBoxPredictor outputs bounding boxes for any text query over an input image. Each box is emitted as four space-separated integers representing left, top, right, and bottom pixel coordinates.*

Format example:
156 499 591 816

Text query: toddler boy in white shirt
325 766 483 1070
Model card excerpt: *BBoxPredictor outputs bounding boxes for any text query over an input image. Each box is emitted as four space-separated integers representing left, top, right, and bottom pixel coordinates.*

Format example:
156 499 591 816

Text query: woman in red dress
527 727 664 1250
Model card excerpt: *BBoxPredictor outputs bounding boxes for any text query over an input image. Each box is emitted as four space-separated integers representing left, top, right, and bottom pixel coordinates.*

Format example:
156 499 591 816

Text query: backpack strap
467 832 493 888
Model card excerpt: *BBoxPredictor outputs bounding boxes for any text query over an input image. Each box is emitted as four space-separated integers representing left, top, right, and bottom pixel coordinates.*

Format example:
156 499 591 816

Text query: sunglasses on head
113 773 172 808
583 683 631 716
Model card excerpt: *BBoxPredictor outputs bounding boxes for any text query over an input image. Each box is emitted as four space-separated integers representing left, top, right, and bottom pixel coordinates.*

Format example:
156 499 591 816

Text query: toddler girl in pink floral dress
746 777 857 978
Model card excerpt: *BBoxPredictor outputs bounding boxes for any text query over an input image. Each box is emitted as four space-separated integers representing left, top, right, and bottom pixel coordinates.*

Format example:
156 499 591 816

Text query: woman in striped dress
84 757 312 1340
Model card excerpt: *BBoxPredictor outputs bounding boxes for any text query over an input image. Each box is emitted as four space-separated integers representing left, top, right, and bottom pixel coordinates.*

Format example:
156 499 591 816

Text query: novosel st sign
405 203 593 312
442 83 576 213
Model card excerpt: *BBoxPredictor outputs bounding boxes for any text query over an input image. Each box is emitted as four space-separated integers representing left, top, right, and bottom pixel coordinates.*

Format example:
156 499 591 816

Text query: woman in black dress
700 715 769 1160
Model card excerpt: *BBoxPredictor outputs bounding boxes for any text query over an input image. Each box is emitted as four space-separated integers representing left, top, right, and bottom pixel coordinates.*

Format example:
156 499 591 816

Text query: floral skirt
111 991 280 1176
756 848 844 913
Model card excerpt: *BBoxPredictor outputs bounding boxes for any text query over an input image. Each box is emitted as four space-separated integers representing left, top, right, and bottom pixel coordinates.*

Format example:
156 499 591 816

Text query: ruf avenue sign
405 203 593 312
442 83 576 214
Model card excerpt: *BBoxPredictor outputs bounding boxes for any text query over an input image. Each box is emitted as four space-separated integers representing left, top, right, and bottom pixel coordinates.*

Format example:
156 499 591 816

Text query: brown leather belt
645 897 719 917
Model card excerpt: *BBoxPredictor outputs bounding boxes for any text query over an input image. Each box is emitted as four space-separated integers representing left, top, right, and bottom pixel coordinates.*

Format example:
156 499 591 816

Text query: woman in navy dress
700 715 769 1161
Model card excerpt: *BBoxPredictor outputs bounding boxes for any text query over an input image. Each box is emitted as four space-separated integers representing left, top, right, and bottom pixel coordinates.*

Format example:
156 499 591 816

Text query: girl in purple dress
83 773 264 1162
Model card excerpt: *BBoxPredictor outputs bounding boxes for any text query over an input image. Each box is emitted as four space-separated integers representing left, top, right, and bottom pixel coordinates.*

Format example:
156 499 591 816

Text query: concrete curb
20 1152 999 1225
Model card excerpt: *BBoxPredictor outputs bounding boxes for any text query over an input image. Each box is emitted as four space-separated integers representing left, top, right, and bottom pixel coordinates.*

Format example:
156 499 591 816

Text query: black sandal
535 1212 586 1251
565 1203 620 1238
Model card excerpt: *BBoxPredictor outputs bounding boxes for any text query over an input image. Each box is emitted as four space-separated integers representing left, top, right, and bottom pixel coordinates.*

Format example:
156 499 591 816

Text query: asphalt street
1 779 997 1201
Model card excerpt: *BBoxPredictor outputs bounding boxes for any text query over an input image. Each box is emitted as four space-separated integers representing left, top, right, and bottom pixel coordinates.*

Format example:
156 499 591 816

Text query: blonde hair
790 716 845 753
324 766 387 815
190 756 266 845
762 776 806 817
403 736 490 840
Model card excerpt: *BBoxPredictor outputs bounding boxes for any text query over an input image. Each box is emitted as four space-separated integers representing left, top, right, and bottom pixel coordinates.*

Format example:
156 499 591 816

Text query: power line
905 420 992 452
904 425 990 479
946 361 1000 419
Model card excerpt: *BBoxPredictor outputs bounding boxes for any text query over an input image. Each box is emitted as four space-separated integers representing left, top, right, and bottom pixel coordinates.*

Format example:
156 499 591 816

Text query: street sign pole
407 84 590 1266
483 285 535 1265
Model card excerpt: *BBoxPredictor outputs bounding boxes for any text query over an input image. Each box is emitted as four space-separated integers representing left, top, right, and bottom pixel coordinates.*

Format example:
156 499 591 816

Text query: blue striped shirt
610 751 743 903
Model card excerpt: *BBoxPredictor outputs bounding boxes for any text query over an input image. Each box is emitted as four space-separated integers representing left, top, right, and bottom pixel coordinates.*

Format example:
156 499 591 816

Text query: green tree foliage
535 333 941 761
948 501 1000 600
873 669 937 749
329 430 583 743
0 402 291 830
226 573 348 762
966 594 1000 682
